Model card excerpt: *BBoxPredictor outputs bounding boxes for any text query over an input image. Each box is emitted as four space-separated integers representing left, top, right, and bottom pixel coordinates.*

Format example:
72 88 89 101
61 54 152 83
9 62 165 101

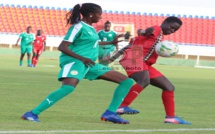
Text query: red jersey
123 25 163 65
33 35 46 50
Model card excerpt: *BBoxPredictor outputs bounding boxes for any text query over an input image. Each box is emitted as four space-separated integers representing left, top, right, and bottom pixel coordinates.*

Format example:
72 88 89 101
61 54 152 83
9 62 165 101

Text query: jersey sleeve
19 33 24 38
113 30 117 37
64 23 82 43
97 30 102 41
43 35 47 41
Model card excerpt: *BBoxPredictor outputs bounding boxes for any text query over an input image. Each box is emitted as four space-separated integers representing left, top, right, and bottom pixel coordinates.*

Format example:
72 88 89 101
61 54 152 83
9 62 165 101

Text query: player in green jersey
15 26 35 67
21 3 133 124
98 21 117 65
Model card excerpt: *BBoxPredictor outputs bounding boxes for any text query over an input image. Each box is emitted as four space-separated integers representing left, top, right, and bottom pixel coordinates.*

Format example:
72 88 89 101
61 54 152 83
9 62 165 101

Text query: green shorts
58 59 111 81
20 45 33 54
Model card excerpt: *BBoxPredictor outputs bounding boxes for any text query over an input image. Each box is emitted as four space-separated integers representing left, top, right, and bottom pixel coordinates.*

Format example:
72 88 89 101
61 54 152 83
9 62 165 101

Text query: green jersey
98 30 117 49
19 32 34 46
60 21 99 66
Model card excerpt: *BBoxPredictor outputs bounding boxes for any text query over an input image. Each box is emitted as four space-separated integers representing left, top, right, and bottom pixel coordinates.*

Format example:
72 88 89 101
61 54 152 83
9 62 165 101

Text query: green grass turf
0 48 215 134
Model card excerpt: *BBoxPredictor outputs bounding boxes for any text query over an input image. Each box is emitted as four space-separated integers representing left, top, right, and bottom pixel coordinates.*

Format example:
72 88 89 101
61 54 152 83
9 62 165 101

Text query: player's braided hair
163 16 183 25
66 3 102 25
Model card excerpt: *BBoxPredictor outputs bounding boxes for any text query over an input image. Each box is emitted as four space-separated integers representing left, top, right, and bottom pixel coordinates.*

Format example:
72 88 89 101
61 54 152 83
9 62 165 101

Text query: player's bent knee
61 85 75 95
120 78 134 88
136 78 150 88
165 85 175 91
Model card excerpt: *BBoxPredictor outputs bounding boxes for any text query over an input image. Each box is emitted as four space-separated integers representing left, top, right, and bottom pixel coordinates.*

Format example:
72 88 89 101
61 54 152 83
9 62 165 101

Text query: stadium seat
176 14 181 18
0 5 214 46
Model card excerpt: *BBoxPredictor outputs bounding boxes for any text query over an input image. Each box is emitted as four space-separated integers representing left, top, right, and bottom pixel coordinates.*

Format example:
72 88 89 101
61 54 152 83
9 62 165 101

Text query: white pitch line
1 128 215 133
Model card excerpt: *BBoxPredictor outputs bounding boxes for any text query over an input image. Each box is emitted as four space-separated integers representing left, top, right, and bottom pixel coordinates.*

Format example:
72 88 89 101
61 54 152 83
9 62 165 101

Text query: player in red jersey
32 30 46 67
112 16 191 124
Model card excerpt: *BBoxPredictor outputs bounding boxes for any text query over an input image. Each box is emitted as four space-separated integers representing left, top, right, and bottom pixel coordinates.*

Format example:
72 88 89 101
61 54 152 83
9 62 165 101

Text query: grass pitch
0 48 215 134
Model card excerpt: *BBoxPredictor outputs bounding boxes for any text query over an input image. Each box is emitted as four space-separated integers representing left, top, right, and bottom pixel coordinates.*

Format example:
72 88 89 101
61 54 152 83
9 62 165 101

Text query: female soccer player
21 3 133 124
15 26 34 67
98 21 117 65
32 29 46 67
115 16 191 124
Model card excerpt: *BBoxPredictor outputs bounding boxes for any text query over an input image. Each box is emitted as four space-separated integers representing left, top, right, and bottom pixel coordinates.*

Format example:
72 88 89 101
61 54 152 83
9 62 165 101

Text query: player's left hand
111 34 124 45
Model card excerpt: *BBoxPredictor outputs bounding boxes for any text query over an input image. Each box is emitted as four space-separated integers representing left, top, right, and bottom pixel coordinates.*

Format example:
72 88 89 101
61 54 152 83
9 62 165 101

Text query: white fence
1 33 215 62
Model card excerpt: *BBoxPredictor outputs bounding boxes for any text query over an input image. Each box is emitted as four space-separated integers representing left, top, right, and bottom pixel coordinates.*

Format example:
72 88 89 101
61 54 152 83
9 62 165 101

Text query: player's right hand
79 57 95 67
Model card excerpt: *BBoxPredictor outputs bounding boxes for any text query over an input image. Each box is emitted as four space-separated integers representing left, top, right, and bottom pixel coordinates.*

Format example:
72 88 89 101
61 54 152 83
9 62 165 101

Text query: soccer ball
155 40 179 57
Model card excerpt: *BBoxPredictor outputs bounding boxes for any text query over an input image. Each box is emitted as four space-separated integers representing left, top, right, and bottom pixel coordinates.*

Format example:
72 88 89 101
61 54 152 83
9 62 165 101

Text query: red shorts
33 48 43 55
119 59 163 78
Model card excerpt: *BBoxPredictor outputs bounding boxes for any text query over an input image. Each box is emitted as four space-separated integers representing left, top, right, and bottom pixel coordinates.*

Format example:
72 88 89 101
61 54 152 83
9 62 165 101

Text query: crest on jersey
71 70 78 75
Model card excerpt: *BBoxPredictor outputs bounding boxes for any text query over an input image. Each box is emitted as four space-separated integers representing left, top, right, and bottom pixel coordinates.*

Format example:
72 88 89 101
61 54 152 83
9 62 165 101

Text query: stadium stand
0 3 215 46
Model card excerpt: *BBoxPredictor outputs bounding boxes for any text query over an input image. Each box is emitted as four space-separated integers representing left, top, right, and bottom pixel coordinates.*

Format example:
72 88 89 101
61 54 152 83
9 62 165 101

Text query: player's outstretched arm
99 34 124 46
15 38 21 46
107 43 132 64
43 41 46 51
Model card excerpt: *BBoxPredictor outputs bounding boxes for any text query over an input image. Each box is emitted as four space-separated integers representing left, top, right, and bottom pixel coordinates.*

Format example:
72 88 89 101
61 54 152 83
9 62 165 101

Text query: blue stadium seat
108 10 113 14
62 7 67 11
0 3 3 7
137 12 141 15
194 15 198 18
126 11 130 14
11 4 15 8
5 4 9 7
166 14 170 16
45 6 50 10
120 11 124 14
154 13 158 16
171 14 175 16
160 13 164 17
211 16 215 20
188 15 192 18
200 16 204 19
114 11 118 14
205 16 209 19
143 12 147 16
131 12 135 15
51 7 55 10
22 5 27 8
182 14 187 18
16 5 21 8
33 6 38 9
68 8 72 11
148 13 153 16
103 10 107 13
39 6 43 9
177 14 181 18
28 5 32 8
57 7 61 10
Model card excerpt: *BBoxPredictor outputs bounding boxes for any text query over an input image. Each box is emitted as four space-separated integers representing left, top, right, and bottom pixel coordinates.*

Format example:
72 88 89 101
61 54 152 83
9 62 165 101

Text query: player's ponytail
66 4 81 25
66 3 102 25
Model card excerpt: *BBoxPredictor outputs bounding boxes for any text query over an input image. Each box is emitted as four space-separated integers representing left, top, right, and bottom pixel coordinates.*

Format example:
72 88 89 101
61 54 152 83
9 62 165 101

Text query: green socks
107 78 134 112
31 78 133 115
32 85 75 115
27 59 31 65
19 60 23 66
